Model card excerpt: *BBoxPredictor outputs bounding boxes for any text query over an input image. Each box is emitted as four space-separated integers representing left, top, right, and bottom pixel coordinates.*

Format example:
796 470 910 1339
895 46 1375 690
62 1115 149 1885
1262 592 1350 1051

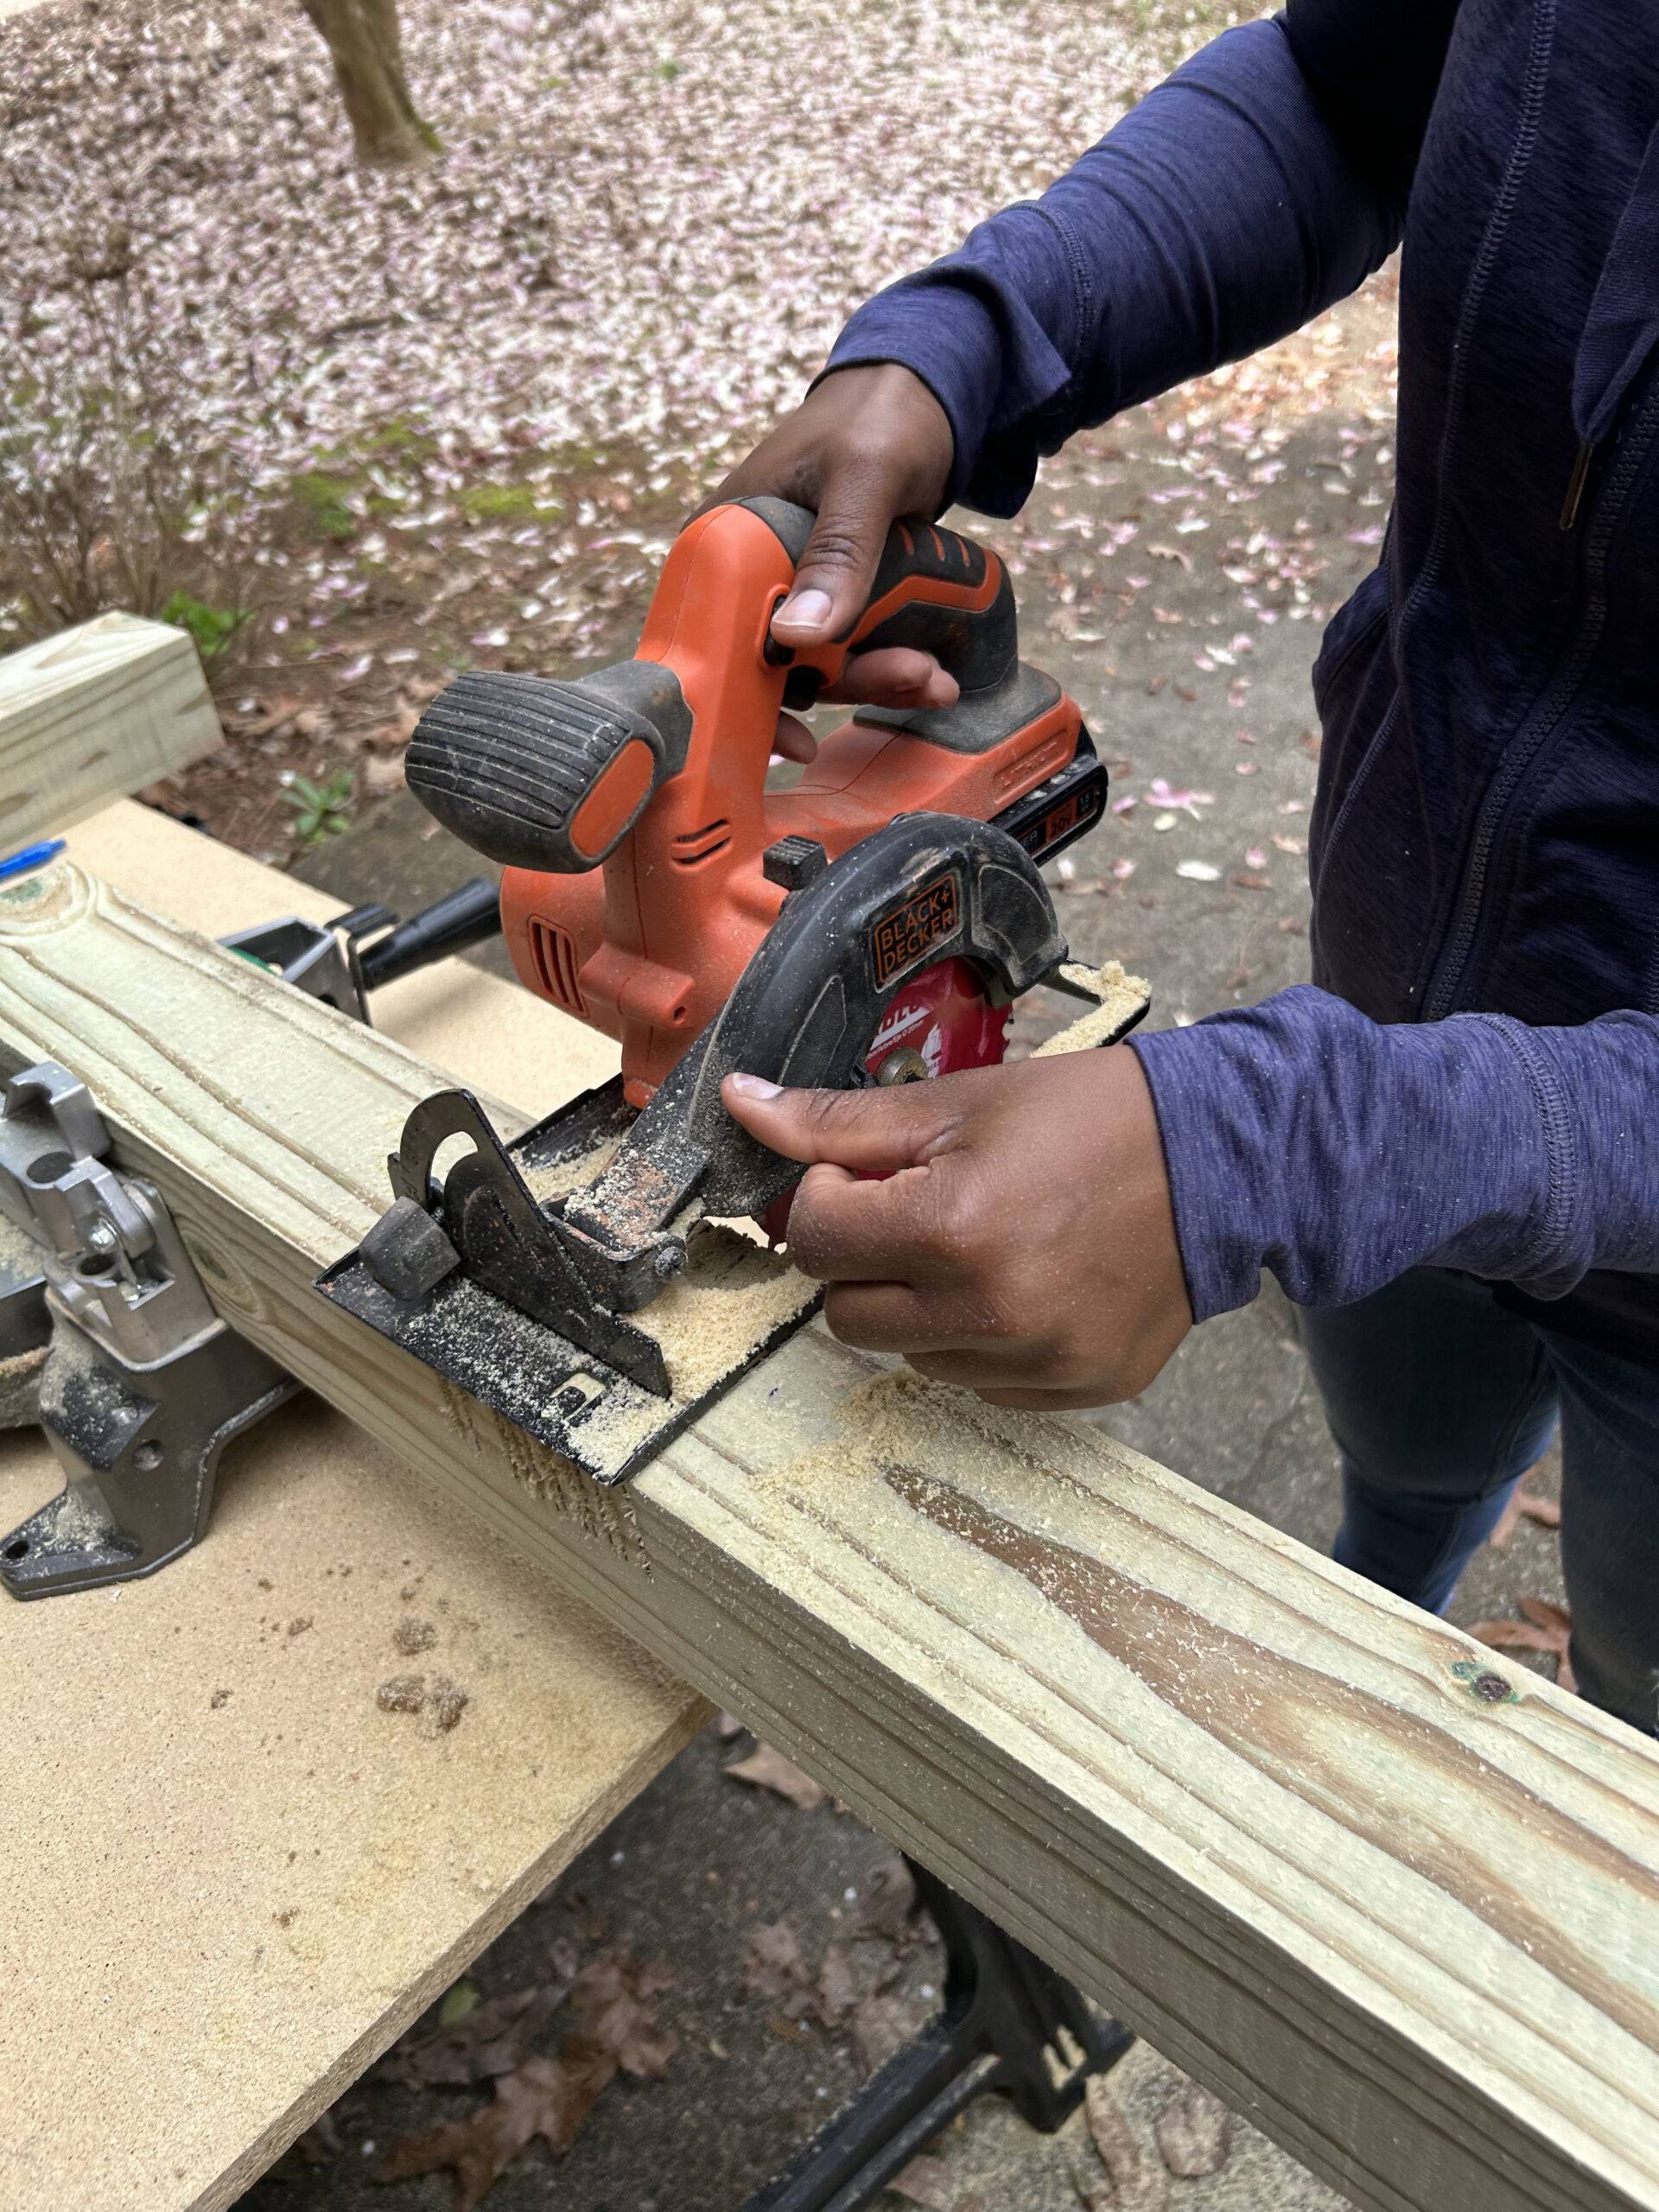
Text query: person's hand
703 364 959 761
721 1046 1192 1408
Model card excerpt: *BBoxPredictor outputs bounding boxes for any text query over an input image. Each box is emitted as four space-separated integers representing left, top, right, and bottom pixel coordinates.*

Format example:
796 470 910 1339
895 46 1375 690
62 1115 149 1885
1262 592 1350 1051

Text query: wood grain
3 857 1658 2212
1 813 698 2212
0 613 220 847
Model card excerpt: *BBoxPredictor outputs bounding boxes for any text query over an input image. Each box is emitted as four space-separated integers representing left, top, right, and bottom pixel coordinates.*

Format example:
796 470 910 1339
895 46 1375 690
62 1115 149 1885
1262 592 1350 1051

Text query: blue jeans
1300 1268 1659 1736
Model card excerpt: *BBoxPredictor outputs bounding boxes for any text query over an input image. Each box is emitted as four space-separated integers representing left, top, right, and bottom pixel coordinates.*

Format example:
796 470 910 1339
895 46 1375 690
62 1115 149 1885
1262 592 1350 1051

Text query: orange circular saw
317 499 1137 1481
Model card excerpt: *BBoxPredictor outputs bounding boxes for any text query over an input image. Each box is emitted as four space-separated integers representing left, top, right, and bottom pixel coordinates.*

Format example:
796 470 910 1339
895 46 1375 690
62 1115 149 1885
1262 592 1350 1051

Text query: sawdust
518 1133 623 1206
18 1474 117 1555
639 1245 817 1408
429 1676 471 1732
816 1370 1052 1486
377 1673 429 1715
393 1617 439 1656
575 1229 819 1474
373 1669 472 1732
423 1291 645 1552
740 1367 1075 1535
0 1343 46 1430
1031 961 1151 1058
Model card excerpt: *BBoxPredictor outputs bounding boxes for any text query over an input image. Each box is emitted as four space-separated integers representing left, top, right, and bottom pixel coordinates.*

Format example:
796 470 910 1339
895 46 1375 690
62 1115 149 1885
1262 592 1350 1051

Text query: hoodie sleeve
1128 988 1659 1318
823 14 1405 515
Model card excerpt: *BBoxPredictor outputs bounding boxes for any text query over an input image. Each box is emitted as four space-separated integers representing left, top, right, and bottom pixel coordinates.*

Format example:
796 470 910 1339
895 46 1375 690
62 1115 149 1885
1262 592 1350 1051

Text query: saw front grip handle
402 661 693 874
735 496 1027 738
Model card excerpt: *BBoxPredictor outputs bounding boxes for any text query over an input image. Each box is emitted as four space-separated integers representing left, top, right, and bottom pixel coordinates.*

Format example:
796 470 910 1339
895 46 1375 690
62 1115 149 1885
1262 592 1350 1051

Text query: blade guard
559 810 1065 1259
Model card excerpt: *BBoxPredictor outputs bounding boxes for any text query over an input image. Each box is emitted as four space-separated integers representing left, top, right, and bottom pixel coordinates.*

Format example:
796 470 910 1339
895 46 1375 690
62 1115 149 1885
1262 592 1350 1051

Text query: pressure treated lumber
0 613 220 848
3 861 1659 2212
1 809 698 2212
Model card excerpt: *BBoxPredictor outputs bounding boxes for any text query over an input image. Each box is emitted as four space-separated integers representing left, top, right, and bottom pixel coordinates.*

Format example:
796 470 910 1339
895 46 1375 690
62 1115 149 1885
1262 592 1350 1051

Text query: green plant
457 480 553 524
283 767 356 848
290 470 359 541
160 588 248 661
0 261 269 650
365 417 437 461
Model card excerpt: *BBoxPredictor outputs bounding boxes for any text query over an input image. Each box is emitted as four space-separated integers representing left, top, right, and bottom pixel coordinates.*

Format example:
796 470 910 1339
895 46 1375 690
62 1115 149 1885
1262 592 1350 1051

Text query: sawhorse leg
740 1859 1132 2212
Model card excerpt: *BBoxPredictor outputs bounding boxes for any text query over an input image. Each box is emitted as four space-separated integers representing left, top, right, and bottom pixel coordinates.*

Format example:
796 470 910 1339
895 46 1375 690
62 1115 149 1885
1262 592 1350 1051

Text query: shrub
0 254 271 668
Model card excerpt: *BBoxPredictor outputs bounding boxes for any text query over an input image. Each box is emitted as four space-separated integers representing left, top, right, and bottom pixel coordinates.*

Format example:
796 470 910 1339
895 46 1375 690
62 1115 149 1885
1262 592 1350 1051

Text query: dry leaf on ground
231 694 307 740
1086 2077 1169 2210
816 1938 859 2024
1154 2082 1233 2177
744 1920 815 2020
374 2037 618 2212
851 1990 915 2074
853 1857 921 1948
723 1742 828 1810
1487 1487 1563 1549
378 1969 578 2088
891 2152 955 2205
1471 1599 1576 1692
291 2109 344 2164
570 1954 678 2079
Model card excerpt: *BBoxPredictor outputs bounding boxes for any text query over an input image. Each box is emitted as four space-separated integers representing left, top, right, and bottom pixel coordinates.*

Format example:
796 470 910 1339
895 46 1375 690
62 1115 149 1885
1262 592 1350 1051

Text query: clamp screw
86 1220 118 1254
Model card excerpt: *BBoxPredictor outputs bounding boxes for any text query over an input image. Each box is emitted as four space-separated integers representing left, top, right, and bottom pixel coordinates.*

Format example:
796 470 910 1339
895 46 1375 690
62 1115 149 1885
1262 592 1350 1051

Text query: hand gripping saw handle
400 497 1052 879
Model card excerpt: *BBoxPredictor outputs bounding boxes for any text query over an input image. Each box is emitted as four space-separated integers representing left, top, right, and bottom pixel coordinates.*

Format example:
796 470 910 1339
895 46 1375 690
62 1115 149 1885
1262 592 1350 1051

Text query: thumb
769 481 889 648
722 1071 954 1174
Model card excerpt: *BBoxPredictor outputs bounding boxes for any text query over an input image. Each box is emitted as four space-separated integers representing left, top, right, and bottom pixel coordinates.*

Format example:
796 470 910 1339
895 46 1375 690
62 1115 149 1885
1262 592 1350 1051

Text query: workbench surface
0 804 704 2212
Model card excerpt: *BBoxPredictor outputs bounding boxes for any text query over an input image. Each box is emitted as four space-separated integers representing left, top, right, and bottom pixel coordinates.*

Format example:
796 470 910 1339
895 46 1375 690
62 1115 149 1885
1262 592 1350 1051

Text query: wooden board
0 808 700 2212
0 615 220 850
3 852 1657 2212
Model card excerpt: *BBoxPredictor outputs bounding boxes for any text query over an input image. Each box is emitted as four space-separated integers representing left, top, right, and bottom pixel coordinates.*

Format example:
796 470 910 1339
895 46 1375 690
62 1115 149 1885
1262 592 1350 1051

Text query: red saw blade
760 957 1009 1243
864 954 1010 1080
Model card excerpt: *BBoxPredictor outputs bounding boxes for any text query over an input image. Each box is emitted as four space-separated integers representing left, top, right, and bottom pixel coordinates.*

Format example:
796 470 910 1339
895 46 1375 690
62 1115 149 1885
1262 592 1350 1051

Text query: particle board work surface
0 615 221 848
0 806 701 2212
3 849 1659 2212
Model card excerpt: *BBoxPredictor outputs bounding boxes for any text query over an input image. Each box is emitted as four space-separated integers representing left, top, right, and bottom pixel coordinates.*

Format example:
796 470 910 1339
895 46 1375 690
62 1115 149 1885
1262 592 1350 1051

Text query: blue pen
0 838 67 884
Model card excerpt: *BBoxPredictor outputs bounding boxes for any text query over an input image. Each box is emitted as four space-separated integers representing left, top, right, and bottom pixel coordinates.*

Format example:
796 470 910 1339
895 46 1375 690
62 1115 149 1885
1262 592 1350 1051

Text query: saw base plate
320 1214 820 1484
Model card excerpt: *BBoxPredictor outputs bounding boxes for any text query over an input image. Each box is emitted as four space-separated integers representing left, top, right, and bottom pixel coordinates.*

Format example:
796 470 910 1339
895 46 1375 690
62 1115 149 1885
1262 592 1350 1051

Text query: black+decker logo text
871 870 960 988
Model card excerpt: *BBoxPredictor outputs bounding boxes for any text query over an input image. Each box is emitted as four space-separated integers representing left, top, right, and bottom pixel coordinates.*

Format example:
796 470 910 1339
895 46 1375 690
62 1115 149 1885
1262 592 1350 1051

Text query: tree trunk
299 0 438 168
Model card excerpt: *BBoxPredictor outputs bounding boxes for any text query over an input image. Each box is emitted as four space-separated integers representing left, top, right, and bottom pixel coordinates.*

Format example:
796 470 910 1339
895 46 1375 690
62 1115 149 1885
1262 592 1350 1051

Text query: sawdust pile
376 1670 471 1732
640 1246 817 1408
518 1134 623 1207
736 1365 1074 1526
0 1344 47 1429
577 1230 818 1472
1031 961 1151 1058
834 1368 1072 1489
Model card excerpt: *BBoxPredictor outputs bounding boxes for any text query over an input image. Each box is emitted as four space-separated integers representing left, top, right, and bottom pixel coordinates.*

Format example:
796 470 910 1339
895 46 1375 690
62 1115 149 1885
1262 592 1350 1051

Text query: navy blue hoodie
827 0 1659 1363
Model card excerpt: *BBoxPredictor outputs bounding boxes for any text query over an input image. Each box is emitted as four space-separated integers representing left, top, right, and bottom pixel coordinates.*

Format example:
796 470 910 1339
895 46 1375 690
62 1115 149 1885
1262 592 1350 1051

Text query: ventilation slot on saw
672 820 730 866
529 918 585 1014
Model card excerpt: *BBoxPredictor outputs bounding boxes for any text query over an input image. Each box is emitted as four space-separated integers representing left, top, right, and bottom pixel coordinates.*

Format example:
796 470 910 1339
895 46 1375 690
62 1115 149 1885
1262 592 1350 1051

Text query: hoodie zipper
1559 438 1596 529
1422 385 1659 1022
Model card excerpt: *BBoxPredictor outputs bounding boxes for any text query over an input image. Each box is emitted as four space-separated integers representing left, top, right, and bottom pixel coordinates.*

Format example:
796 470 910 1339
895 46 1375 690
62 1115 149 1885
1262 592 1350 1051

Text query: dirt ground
2 2 1577 2209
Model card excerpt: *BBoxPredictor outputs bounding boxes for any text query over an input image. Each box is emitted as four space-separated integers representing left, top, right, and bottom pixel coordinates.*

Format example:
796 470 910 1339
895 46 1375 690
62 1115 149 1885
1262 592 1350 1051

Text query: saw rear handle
404 498 1022 877
404 658 693 875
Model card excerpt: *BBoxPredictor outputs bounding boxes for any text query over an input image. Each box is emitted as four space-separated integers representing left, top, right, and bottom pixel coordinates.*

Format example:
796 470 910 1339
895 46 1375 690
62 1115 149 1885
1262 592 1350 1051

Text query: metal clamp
219 904 390 1024
219 875 505 1025
0 1061 294 1599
